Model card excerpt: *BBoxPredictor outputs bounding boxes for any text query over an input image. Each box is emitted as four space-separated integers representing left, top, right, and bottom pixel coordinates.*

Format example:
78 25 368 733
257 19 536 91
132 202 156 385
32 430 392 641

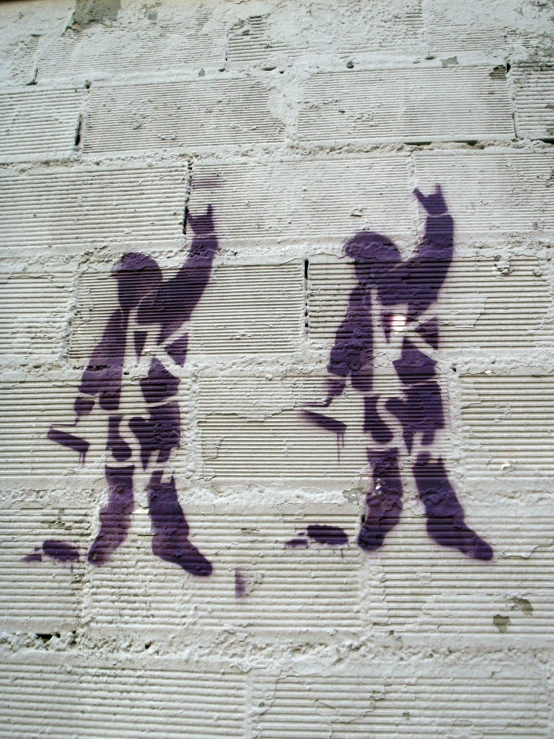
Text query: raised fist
187 204 215 235
414 185 448 215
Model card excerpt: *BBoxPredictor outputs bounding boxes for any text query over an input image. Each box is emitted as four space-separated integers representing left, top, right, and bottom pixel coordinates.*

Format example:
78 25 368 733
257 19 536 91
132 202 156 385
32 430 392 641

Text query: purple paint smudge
306 524 349 547
74 396 94 419
415 316 439 349
285 537 308 549
138 205 218 344
134 330 147 359
23 547 43 563
42 540 80 563
363 395 393 445
130 401 181 470
140 358 181 405
235 568 247 597
313 186 493 560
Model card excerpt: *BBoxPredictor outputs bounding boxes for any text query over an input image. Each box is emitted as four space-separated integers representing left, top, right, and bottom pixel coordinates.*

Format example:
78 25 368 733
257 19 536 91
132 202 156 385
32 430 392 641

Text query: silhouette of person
48 205 218 575
305 187 493 561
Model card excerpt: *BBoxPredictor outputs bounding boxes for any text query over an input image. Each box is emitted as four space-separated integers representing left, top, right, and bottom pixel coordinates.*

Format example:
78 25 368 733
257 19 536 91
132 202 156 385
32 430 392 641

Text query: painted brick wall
1 0 554 737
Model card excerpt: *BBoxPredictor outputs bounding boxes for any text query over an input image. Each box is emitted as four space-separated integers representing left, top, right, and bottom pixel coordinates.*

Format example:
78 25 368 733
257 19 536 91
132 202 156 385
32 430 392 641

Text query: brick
0 0 71 87
0 88 82 162
0 271 73 363
299 67 513 144
425 0 551 54
0 164 187 250
198 374 452 482
0 653 245 739
85 506 362 639
0 505 88 633
381 512 554 643
514 66 554 140
227 3 425 69
461 374 554 479
414 151 554 243
189 155 416 247
254 665 548 737
38 6 224 83
0 375 191 481
84 79 285 154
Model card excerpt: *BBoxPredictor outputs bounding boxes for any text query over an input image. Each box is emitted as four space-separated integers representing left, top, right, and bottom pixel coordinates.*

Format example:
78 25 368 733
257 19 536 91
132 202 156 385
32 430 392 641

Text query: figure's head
112 252 163 311
344 231 402 286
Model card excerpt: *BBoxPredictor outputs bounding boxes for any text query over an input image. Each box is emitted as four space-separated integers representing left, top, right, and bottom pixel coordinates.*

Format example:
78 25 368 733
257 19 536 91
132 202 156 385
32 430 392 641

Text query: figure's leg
358 447 403 551
88 465 134 565
147 469 212 577
413 452 493 561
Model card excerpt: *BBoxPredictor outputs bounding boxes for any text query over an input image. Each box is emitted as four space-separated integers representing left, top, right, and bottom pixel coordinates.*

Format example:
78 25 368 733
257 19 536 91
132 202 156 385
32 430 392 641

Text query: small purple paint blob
23 547 43 563
285 537 308 549
306 524 349 547
235 568 248 597
47 427 89 464
301 410 346 460
42 540 80 563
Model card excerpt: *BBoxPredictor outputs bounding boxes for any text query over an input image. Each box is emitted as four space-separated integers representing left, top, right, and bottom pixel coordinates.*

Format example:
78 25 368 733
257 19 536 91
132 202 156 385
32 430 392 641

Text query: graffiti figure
48 206 218 576
304 187 493 561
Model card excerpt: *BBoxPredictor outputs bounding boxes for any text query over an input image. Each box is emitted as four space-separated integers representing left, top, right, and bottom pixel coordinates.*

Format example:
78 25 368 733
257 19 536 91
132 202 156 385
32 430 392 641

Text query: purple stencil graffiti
304 186 493 561
47 206 218 576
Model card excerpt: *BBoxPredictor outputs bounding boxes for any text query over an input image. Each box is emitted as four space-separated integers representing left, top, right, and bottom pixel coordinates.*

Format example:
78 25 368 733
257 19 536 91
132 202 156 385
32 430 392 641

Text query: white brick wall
1 0 554 736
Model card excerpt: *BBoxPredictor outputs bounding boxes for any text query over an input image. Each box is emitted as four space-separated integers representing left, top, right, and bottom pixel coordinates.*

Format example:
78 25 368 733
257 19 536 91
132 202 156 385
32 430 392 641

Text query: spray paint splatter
235 568 248 597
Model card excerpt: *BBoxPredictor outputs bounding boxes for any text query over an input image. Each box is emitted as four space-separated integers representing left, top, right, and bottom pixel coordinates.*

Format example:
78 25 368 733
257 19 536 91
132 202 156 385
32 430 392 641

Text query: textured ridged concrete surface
1 0 553 736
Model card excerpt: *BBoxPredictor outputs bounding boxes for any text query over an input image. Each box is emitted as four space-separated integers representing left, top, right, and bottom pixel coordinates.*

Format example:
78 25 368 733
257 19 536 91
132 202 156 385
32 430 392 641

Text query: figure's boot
88 465 135 565
148 471 212 576
413 453 493 561
358 448 403 551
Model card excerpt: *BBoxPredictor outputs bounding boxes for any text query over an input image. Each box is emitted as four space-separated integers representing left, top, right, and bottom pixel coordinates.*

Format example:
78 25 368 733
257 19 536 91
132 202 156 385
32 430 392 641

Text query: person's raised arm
138 205 219 344
413 185 454 258
402 185 454 319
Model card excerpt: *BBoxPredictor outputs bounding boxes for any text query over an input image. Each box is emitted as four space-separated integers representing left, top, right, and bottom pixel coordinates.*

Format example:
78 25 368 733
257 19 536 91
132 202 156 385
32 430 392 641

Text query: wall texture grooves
0 0 553 736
